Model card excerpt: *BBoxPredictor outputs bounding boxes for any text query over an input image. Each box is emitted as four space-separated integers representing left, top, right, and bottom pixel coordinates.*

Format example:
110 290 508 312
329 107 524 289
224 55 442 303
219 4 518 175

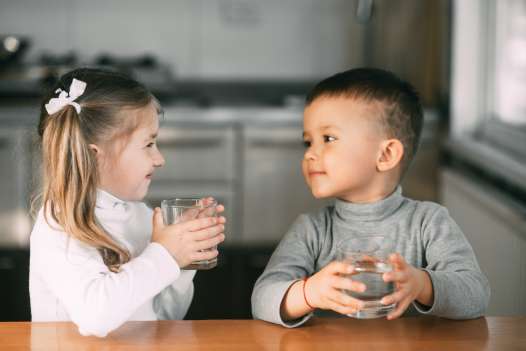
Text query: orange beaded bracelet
303 276 314 310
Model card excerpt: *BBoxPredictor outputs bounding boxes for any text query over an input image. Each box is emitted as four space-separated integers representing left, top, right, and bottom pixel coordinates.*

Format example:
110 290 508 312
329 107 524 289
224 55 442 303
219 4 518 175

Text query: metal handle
158 138 224 149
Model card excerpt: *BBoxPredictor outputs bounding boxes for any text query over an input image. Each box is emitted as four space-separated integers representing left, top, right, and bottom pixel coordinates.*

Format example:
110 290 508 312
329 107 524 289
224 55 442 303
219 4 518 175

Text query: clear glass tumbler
336 235 396 319
161 197 219 270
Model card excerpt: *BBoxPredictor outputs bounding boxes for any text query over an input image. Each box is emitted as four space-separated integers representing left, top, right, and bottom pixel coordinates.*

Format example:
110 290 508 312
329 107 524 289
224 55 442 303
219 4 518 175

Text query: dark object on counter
0 249 30 321
0 35 30 68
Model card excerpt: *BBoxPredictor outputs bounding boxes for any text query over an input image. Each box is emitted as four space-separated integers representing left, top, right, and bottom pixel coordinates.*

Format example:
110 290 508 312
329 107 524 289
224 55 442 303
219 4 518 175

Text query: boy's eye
303 140 311 148
323 135 336 142
146 142 155 148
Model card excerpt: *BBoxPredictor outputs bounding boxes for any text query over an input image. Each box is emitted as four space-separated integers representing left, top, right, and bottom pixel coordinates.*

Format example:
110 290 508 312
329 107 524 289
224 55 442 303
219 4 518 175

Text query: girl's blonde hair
35 68 158 272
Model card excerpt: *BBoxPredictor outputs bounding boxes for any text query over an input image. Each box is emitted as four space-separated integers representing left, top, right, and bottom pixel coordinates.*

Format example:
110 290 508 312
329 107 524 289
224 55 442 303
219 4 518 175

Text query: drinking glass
336 235 396 318
161 197 219 270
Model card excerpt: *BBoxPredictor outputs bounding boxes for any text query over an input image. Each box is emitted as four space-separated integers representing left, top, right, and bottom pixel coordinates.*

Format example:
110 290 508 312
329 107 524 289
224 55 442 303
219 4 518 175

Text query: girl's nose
154 149 165 167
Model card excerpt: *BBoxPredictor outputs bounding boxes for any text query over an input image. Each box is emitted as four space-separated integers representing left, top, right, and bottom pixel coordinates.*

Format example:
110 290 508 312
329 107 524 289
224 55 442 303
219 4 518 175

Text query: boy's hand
381 253 434 320
151 207 226 268
305 261 366 316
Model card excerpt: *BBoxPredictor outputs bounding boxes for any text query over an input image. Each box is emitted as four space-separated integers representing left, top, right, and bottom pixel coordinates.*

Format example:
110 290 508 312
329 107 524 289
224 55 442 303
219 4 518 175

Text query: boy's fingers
381 289 407 306
389 253 407 271
329 261 354 275
333 276 366 293
383 270 408 283
387 298 411 320
329 290 365 309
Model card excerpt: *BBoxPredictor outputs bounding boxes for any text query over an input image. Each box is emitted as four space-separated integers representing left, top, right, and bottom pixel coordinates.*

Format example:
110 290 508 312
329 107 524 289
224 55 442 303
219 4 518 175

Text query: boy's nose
304 147 317 160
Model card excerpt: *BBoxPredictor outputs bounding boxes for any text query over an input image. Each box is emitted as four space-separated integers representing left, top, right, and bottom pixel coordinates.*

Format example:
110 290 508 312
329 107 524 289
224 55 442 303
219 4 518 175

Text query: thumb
152 207 165 231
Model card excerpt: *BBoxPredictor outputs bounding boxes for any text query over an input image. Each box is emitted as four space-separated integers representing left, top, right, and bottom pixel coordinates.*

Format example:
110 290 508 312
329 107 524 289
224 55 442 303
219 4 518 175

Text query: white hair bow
45 78 87 115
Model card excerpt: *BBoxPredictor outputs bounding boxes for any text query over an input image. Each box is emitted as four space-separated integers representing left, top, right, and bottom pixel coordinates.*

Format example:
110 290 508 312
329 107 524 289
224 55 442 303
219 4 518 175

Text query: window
479 0 526 160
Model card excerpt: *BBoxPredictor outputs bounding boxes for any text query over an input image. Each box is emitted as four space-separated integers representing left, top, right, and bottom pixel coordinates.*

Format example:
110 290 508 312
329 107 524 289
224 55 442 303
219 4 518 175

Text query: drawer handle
158 139 223 148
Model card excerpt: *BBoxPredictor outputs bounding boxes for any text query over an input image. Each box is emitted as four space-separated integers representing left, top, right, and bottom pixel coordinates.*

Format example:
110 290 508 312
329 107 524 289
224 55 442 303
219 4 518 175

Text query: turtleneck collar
96 189 130 212
334 186 404 223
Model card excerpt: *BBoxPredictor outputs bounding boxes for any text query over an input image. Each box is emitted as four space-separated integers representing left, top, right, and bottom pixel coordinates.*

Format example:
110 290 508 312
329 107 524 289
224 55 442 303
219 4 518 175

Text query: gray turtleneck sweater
251 187 490 327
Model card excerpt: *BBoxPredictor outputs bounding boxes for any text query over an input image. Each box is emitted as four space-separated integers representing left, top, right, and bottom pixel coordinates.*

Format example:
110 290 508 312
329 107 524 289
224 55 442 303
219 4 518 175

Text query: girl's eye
146 142 155 148
303 140 311 148
323 135 336 143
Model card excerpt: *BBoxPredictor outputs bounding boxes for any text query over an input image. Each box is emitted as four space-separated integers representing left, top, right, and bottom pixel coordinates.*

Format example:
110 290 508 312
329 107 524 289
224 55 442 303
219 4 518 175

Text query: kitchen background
0 0 524 321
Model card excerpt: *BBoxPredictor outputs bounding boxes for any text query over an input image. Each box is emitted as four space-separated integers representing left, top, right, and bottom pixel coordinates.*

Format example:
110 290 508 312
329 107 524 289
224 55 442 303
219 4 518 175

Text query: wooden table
1 317 525 350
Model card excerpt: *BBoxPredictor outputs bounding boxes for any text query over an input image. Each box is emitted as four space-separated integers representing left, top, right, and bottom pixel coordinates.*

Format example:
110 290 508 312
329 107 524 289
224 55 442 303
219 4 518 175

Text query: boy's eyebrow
320 125 340 131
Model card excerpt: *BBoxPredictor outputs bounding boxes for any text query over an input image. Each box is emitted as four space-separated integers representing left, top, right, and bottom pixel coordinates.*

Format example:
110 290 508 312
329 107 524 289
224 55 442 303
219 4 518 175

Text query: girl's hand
381 253 434 320
305 261 366 316
151 207 226 268
178 197 225 222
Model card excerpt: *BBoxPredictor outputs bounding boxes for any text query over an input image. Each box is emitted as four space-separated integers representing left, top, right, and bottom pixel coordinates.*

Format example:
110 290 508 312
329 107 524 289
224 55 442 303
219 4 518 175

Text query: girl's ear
88 144 105 164
377 139 404 172
88 144 101 154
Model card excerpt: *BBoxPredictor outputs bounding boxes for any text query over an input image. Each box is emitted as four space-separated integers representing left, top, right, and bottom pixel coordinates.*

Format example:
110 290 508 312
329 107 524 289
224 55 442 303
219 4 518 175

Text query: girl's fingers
190 248 219 262
191 224 225 240
180 208 201 222
194 233 225 251
179 216 226 232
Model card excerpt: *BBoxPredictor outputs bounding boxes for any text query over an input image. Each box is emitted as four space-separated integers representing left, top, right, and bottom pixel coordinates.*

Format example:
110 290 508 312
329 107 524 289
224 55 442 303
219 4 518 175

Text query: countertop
1 316 524 350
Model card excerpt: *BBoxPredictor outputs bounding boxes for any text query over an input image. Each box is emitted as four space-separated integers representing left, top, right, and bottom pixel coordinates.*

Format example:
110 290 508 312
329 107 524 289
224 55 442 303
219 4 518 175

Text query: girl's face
302 96 385 203
96 102 165 201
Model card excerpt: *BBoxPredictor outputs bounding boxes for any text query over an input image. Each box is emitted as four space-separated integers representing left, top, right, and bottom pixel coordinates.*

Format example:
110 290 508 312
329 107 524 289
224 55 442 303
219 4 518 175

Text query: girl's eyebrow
144 133 158 141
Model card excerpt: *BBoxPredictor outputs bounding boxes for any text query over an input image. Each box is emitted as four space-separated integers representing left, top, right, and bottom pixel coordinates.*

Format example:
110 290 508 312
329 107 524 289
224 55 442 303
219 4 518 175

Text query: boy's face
302 96 386 202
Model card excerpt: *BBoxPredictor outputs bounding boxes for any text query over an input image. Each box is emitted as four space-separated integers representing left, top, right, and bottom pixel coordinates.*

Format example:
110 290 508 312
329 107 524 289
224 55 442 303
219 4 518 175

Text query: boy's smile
302 96 388 203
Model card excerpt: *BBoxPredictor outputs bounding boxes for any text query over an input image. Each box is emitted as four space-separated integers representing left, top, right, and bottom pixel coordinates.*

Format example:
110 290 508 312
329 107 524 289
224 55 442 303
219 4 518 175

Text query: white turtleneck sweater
251 186 491 327
29 190 195 337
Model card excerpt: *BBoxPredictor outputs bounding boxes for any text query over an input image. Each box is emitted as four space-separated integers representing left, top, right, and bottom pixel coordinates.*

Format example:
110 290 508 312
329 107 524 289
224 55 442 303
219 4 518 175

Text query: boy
251 68 490 327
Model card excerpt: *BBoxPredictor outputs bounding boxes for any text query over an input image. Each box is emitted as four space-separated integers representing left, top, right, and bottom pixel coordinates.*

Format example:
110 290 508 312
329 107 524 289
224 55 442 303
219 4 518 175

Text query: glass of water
161 197 219 270
336 235 396 319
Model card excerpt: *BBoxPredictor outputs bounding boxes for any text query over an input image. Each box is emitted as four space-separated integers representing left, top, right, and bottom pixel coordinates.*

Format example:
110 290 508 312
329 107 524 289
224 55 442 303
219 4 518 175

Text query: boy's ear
376 139 404 172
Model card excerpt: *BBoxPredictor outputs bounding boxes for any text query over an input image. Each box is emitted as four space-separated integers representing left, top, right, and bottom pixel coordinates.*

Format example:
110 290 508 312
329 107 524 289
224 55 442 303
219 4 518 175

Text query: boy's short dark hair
305 67 423 177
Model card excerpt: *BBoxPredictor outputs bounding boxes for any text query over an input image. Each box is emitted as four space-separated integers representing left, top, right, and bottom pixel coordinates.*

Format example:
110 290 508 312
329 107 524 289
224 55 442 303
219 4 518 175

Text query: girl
29 68 226 337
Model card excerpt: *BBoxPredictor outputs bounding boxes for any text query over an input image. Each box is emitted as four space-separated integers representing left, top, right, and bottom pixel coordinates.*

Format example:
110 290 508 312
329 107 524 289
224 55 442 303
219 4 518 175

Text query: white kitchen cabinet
241 125 327 244
440 168 526 315
0 128 32 248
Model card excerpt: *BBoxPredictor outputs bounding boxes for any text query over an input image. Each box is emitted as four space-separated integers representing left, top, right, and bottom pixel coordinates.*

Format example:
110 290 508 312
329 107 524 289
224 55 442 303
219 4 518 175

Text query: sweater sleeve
413 206 491 319
251 214 320 327
153 270 196 320
30 222 181 337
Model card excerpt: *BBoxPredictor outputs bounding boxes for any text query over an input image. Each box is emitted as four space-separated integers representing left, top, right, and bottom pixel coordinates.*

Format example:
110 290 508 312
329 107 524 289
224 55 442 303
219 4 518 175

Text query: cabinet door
0 128 32 248
441 168 526 315
241 126 326 243
154 125 236 182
